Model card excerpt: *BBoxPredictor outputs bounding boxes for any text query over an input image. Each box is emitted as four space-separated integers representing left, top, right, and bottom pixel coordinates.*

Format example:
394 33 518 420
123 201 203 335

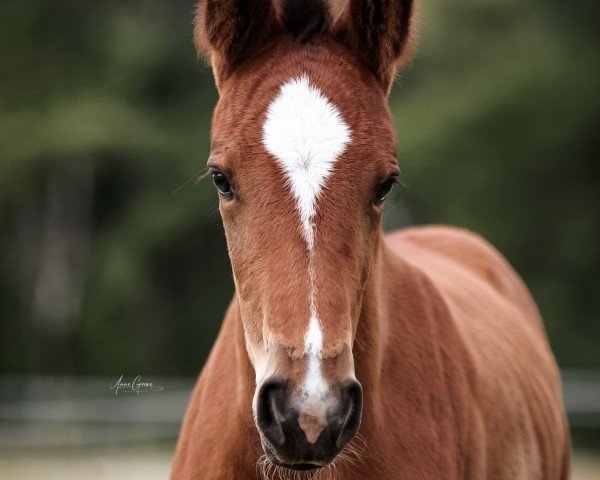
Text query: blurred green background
1 0 598 376
0 0 599 477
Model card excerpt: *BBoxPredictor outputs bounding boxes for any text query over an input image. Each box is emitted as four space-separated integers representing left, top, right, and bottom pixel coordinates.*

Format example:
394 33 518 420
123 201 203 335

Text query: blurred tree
0 0 228 374
390 0 600 367
0 0 598 374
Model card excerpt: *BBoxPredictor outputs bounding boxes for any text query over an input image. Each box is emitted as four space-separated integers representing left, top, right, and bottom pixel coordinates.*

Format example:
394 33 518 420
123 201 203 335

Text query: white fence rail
0 372 598 449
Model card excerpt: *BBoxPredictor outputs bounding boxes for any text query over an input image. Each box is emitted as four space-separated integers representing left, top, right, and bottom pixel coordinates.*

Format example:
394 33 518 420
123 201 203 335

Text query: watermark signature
109 375 164 395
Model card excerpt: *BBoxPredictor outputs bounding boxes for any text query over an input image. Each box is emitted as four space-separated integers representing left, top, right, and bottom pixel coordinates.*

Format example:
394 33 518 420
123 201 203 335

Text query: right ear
333 0 417 95
194 0 279 89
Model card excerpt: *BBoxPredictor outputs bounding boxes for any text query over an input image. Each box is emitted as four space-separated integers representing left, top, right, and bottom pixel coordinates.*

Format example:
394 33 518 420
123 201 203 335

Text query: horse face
197 0 414 471
208 45 398 468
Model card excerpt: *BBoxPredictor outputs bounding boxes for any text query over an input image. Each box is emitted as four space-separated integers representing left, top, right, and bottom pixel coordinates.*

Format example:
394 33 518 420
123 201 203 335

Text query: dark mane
279 0 332 43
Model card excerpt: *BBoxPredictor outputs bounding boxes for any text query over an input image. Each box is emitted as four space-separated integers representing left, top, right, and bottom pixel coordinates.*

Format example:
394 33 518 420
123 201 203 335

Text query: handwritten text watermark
109 375 164 395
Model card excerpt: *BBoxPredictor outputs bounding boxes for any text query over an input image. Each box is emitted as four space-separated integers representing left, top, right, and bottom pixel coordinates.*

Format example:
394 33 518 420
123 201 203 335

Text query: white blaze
262 75 351 394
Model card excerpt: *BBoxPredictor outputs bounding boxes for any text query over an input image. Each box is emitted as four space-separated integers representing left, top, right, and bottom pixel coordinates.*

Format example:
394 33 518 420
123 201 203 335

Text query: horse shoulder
386 225 542 329
171 299 260 479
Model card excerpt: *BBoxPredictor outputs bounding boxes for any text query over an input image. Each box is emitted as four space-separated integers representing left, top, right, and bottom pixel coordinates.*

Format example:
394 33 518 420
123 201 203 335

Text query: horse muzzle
255 376 363 470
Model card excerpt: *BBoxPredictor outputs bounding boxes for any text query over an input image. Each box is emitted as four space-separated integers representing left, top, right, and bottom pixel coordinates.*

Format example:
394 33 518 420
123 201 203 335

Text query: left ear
333 0 417 95
194 0 279 89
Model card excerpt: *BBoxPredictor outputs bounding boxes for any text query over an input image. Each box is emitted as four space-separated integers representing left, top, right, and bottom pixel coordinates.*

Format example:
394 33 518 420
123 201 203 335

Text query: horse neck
352 233 390 390
353 230 467 418
352 231 423 392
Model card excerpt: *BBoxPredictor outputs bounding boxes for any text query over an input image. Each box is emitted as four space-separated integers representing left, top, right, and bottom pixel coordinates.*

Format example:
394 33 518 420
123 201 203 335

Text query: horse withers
171 1 571 478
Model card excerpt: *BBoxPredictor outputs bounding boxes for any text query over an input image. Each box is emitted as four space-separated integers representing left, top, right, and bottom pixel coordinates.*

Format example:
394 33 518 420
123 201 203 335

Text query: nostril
336 379 363 449
256 377 287 448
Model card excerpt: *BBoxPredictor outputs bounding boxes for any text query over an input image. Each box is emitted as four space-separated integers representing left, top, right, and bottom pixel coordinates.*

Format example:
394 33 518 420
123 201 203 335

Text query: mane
279 0 332 43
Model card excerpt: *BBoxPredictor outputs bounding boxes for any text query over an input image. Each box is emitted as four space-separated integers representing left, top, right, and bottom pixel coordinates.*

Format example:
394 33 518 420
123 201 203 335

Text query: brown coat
172 226 570 479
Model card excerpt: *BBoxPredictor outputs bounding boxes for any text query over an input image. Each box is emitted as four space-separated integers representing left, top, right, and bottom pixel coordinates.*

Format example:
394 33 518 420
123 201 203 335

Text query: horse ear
333 0 417 94
194 0 279 87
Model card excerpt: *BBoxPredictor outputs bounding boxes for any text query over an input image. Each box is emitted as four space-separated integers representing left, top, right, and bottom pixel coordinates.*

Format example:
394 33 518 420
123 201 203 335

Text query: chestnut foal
171 1 570 478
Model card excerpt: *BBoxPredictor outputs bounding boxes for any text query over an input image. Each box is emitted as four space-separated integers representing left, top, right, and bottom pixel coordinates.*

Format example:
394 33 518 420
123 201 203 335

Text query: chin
260 443 331 474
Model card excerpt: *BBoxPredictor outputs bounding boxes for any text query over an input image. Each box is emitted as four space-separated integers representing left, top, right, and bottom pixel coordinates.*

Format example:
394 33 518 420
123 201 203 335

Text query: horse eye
210 169 233 198
374 176 398 205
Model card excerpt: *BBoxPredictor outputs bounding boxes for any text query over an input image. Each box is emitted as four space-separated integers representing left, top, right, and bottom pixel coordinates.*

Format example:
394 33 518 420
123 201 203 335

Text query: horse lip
261 440 328 471
268 455 325 471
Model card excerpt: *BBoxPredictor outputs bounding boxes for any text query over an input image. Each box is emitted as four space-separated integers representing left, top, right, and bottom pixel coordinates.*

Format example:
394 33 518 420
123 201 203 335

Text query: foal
171 1 570 478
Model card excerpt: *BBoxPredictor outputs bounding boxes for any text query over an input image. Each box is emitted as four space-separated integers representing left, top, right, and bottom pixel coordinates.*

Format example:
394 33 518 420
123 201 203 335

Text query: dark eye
210 168 233 198
374 175 398 205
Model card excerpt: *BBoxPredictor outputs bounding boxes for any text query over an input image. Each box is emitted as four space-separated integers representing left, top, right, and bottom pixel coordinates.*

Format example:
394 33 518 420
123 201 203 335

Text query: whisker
171 170 207 196
202 202 220 223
